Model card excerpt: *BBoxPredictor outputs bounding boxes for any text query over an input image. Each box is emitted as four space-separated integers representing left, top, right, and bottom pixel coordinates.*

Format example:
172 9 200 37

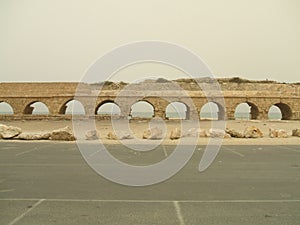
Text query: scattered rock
225 128 244 138
50 126 76 141
244 126 263 138
269 128 288 138
142 130 151 139
224 133 231 138
143 127 163 140
85 130 99 140
292 129 300 137
107 131 118 140
117 131 134 140
209 129 230 138
181 128 197 137
170 127 181 140
18 132 50 140
107 131 134 140
0 124 22 139
182 128 208 137
199 129 210 137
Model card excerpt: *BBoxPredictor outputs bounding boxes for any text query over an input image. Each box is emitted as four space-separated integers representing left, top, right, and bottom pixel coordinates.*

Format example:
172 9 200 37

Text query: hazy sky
0 0 299 83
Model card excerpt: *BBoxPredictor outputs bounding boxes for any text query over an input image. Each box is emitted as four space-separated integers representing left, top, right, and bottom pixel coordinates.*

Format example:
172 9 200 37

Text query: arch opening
130 101 154 118
166 102 189 120
96 101 121 116
60 100 85 115
200 102 225 120
268 103 292 120
24 102 49 115
0 102 14 115
234 102 259 120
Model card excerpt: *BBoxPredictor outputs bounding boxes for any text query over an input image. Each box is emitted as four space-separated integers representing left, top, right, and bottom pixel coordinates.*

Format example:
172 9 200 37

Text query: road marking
223 146 244 157
173 201 185 225
278 145 293 150
291 149 300 153
228 149 245 157
162 145 168 157
0 189 14 193
0 146 17 150
89 150 102 157
7 199 45 225
0 163 84 167
278 146 300 153
15 148 39 156
1 198 300 203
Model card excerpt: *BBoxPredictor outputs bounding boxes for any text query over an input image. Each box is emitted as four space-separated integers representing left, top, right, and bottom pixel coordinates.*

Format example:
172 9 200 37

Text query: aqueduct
0 78 299 120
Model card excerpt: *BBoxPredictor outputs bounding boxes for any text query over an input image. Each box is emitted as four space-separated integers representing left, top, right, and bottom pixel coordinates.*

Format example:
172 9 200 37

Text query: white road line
228 149 245 157
223 146 245 157
278 146 300 153
89 150 102 157
0 163 83 167
291 149 300 153
162 145 168 157
1 198 300 203
0 189 14 193
7 199 45 225
278 145 293 150
292 149 300 153
173 201 185 225
15 148 39 156
0 146 17 151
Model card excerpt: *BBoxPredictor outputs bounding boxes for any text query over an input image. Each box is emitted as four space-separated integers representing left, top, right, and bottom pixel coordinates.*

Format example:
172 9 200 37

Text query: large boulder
85 130 99 140
18 132 51 140
225 128 244 138
170 127 181 140
0 124 22 139
269 128 288 138
292 129 300 137
50 126 76 141
143 127 163 140
244 126 263 138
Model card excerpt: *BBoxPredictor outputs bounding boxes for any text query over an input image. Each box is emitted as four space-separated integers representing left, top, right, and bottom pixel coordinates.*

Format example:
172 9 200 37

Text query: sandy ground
1 119 300 145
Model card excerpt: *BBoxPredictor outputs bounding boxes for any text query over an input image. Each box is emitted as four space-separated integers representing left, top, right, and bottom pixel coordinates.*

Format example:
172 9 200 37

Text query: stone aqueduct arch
233 101 259 120
0 82 299 120
95 100 119 115
271 102 292 120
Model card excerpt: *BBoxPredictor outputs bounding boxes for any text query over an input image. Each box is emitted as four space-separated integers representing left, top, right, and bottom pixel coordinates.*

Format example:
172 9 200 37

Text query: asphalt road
0 142 299 225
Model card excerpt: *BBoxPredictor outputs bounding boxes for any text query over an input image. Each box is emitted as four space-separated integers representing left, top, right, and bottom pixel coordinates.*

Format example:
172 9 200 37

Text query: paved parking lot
0 142 299 224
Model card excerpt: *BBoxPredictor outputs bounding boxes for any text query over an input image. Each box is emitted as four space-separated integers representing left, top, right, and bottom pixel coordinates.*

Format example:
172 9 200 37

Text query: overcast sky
0 0 299 83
